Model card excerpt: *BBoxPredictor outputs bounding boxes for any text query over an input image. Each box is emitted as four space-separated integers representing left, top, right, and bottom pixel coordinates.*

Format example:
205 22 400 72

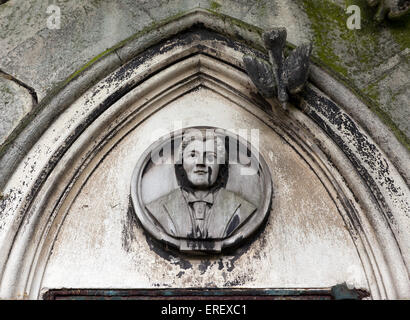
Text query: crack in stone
0 69 38 105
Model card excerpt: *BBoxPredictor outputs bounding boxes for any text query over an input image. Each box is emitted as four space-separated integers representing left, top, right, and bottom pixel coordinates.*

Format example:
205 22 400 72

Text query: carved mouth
194 170 207 174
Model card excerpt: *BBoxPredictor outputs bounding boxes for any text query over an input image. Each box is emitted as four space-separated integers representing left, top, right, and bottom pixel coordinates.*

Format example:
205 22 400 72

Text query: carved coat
146 188 256 239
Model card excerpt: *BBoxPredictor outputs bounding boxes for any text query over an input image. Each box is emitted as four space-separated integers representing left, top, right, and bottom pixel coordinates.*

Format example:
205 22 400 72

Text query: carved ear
284 43 312 95
243 55 276 98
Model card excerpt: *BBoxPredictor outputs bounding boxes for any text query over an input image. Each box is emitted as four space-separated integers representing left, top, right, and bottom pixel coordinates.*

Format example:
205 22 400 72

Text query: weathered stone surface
0 0 154 100
41 87 369 291
0 75 34 145
364 48 410 138
0 0 311 102
0 32 407 299
0 0 408 148
297 0 410 146
366 0 410 22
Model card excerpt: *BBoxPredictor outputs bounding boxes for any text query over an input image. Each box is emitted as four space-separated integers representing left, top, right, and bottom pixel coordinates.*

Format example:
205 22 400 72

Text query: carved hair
174 128 229 192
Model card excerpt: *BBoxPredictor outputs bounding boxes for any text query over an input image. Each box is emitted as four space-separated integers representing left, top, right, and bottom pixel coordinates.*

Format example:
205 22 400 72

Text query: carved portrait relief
131 127 272 253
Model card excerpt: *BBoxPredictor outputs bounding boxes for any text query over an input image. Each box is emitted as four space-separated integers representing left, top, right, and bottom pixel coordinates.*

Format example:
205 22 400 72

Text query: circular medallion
131 127 272 253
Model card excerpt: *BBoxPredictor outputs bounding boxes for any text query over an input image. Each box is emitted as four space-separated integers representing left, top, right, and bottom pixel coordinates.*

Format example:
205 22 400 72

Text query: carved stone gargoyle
243 28 312 110
367 0 410 22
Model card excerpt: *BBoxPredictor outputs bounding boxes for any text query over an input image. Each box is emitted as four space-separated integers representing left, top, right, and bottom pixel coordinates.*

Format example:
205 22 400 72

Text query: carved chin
190 178 210 188
188 175 215 188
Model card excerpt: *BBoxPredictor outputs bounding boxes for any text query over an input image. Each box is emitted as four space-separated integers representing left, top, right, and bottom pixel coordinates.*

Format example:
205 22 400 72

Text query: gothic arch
0 9 408 300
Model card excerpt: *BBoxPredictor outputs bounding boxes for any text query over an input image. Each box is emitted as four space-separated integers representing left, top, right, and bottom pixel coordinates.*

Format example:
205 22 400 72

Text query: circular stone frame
130 127 273 253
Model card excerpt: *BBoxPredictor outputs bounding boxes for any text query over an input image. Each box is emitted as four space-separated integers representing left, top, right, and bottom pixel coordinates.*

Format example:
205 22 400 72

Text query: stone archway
0 9 408 300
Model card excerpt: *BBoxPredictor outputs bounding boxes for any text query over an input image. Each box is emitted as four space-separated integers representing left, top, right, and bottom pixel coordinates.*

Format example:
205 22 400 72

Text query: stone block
0 75 34 145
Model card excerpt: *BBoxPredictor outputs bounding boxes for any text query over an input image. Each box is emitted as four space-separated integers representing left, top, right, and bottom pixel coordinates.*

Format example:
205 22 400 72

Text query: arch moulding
0 9 408 300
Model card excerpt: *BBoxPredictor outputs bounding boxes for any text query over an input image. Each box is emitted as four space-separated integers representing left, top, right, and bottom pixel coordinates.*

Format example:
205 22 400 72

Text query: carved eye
206 153 216 162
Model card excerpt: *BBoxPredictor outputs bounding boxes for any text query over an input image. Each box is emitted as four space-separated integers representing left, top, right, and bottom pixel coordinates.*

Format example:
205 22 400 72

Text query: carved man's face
182 139 222 189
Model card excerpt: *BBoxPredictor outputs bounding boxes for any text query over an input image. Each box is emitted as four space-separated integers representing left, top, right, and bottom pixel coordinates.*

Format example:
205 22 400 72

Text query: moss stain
1 2 409 155
301 0 409 149
209 1 222 12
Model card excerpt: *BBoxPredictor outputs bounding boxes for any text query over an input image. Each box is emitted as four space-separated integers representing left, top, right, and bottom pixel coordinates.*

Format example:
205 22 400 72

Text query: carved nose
196 163 206 167
196 154 205 165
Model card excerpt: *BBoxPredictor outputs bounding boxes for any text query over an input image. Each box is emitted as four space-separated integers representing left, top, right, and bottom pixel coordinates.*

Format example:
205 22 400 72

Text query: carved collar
182 189 214 205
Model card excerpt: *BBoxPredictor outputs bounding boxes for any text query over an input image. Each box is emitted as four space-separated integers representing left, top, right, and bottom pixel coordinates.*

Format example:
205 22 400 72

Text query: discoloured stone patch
0 75 34 145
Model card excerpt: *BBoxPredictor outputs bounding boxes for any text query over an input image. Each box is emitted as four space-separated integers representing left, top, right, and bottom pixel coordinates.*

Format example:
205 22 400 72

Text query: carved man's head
175 129 228 191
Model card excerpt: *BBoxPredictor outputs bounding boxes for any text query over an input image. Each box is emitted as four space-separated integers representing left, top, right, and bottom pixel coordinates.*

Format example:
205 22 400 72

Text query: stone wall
0 0 408 300
0 0 409 150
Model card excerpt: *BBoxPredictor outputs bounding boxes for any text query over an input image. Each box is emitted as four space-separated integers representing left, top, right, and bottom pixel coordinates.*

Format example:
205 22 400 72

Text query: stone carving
131 128 272 253
367 0 410 22
243 28 312 110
